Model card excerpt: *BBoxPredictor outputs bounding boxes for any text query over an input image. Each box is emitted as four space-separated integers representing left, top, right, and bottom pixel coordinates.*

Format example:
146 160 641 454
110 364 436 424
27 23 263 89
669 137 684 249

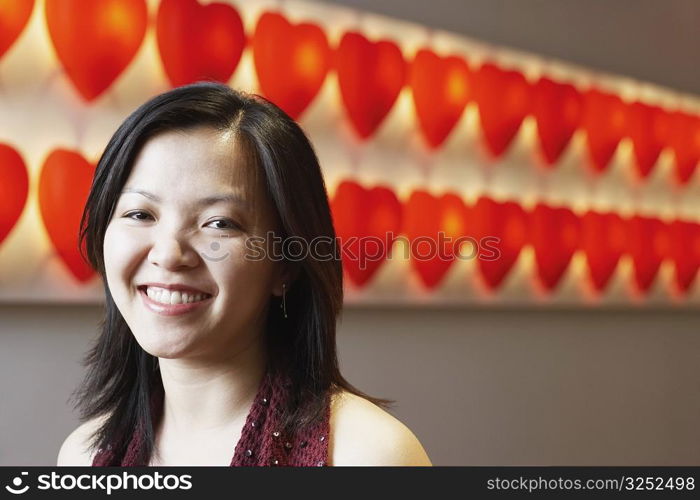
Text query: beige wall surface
1 305 699 465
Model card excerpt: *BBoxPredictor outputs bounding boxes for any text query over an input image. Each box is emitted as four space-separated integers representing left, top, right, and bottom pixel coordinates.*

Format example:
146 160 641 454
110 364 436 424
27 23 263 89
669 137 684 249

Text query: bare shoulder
56 415 106 466
328 390 432 466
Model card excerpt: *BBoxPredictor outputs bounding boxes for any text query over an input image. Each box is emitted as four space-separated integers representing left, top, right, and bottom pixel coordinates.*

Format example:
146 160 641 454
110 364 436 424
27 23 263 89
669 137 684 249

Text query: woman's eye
206 219 240 230
121 212 238 230
124 211 153 221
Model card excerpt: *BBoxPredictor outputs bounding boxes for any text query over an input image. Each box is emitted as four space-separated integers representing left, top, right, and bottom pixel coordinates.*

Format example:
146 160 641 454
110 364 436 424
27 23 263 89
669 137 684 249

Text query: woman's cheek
217 252 273 304
103 223 144 295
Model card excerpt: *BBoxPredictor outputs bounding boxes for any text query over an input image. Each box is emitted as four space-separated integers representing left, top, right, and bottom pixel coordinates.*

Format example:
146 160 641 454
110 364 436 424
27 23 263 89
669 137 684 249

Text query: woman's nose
147 234 200 270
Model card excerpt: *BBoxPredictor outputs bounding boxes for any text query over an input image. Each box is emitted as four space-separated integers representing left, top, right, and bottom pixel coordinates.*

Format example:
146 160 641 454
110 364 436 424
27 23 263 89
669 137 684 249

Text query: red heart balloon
403 190 470 289
531 203 581 291
532 77 583 165
409 48 471 148
0 144 29 246
626 215 668 293
668 111 700 184
471 197 528 289
330 180 402 287
39 150 96 282
626 101 670 179
581 211 626 291
45 0 148 102
335 31 406 139
667 220 700 293
252 11 330 119
473 63 532 157
581 88 627 172
156 0 246 87
0 0 34 59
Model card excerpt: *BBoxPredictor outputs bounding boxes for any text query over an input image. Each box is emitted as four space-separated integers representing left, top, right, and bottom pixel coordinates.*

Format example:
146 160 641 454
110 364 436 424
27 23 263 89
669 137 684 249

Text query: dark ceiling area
318 0 699 95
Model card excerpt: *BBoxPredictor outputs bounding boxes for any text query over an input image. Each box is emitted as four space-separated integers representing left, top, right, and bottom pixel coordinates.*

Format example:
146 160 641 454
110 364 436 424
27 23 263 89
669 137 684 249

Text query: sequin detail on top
91 369 331 467
230 371 330 467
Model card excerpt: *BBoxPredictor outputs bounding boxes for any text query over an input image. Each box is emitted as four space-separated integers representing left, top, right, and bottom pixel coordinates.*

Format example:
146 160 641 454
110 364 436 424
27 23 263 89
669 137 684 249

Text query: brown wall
2 305 699 465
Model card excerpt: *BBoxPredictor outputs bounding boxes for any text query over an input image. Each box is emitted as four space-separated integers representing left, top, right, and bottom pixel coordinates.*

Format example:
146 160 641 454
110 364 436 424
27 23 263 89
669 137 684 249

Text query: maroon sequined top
92 369 331 466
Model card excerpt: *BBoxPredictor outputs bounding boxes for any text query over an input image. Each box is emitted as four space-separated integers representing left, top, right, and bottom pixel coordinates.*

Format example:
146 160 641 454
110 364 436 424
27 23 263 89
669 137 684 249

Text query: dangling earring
280 283 288 318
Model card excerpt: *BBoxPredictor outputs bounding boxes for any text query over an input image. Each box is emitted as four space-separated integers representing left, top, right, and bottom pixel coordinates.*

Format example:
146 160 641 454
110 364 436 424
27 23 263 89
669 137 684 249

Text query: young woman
56 82 431 466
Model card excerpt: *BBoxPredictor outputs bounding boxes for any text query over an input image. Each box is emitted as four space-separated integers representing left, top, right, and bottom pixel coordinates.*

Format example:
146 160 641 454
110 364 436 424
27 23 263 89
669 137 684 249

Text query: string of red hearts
2 1 698 184
331 180 699 296
1 143 697 296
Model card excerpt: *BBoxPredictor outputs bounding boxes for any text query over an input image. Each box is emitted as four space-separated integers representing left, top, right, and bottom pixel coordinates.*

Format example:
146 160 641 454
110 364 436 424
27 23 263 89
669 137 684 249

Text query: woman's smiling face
103 126 284 361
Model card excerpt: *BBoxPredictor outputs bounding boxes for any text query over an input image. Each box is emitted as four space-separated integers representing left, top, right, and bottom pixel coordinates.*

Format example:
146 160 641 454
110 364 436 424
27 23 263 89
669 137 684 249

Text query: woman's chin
132 334 197 360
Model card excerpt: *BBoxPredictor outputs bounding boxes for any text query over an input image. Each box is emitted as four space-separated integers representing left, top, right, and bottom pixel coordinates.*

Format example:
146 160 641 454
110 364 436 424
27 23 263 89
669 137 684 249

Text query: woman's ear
272 262 300 296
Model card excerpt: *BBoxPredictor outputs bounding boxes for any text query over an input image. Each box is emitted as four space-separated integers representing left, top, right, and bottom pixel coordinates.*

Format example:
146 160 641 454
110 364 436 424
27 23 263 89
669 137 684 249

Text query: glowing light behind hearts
1 0 699 305
13 3 699 184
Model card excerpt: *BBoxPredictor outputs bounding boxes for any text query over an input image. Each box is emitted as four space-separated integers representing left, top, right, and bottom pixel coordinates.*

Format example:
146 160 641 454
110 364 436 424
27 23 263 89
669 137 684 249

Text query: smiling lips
143 286 210 305
137 285 213 316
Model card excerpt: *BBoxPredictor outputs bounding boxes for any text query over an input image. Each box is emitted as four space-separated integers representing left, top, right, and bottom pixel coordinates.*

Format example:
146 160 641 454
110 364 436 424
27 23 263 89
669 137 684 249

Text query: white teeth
144 286 208 305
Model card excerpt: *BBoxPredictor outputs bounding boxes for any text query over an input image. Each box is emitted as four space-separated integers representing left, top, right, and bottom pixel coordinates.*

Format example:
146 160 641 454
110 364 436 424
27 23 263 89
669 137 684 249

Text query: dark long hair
74 81 392 465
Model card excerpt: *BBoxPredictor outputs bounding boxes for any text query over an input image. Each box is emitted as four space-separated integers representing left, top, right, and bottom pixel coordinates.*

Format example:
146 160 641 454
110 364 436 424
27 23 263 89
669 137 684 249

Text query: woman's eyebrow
120 187 248 208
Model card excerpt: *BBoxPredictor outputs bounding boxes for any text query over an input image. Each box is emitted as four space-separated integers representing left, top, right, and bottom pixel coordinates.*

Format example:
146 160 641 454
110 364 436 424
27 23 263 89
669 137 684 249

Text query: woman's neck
156 332 267 436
